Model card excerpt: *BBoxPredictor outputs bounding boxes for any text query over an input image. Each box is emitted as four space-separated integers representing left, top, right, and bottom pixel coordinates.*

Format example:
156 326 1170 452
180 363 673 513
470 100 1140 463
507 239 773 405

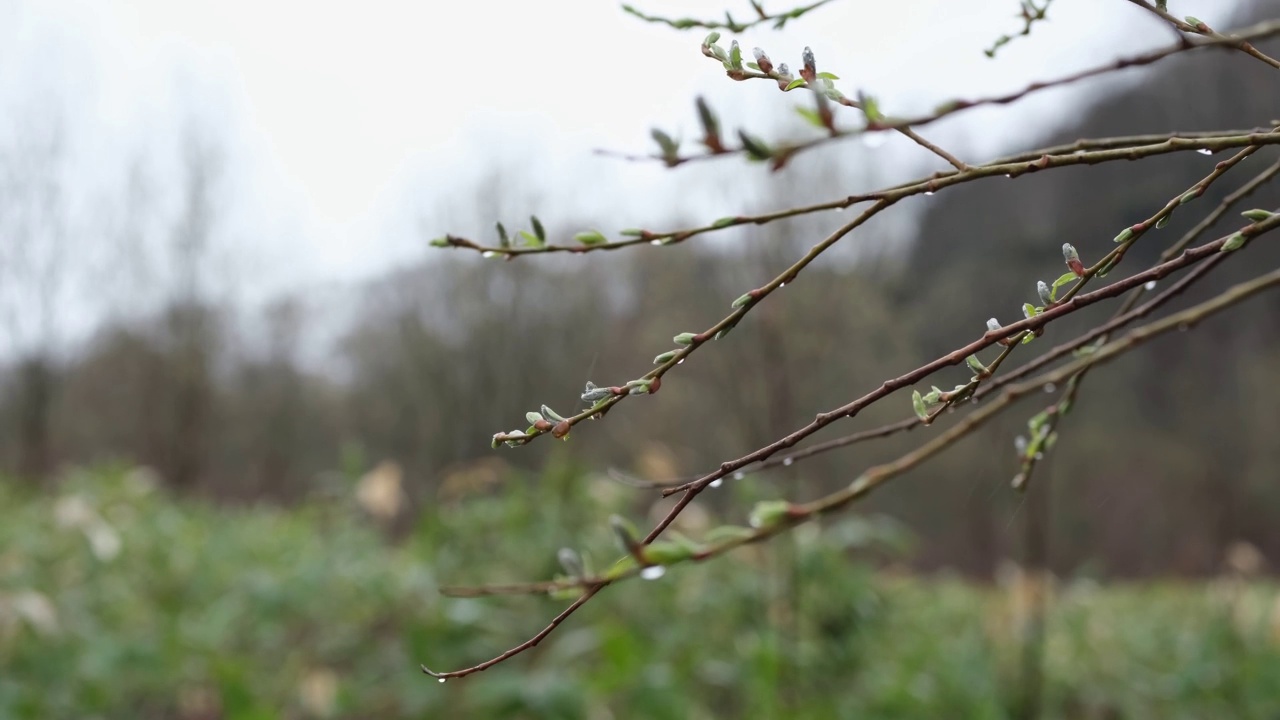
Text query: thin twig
604 20 1280 168
622 0 836 33
1123 0 1280 69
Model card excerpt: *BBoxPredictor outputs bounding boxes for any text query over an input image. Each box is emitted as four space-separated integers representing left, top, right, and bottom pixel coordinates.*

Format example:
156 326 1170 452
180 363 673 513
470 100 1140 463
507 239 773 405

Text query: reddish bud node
551 420 572 439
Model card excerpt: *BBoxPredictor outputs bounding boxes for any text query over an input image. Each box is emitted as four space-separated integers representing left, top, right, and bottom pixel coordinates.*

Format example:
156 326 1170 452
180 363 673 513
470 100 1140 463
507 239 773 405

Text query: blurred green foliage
2 465 1280 719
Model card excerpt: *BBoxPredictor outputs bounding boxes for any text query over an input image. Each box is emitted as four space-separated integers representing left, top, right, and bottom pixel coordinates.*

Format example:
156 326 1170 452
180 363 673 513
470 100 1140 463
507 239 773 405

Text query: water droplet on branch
641 565 666 580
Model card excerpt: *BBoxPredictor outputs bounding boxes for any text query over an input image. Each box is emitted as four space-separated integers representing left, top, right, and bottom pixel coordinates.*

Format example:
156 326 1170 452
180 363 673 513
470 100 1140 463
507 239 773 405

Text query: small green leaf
794 106 825 128
518 230 543 248
966 355 987 374
731 293 754 309
673 332 697 346
703 31 721 46
541 404 566 422
1022 303 1038 319
574 230 607 245
817 71 840 80
912 390 929 421
1113 227 1134 244
729 40 743 69
1221 232 1247 252
1241 209 1274 222
1179 191 1198 205
653 350 680 365
712 217 737 228
525 411 544 425
1021 332 1036 344
1050 272 1077 301
1185 15 1202 26
531 216 546 242
496 222 510 248
784 78 807 91
1155 214 1171 229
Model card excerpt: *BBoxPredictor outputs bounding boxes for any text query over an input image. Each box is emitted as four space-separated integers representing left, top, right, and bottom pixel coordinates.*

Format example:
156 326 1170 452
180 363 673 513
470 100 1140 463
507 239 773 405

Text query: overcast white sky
0 0 1251 305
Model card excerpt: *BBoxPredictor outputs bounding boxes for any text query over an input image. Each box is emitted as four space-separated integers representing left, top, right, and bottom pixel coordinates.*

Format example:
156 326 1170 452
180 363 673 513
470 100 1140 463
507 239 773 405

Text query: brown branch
621 0 836 33
441 129 1276 259
424 263 1280 676
1123 0 1280 69
610 19 1280 168
657 213 1280 499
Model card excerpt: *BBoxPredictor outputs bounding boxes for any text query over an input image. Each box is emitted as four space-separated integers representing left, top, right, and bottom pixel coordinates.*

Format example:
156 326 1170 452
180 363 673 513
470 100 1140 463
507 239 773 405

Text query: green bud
530 215 546 242
731 293 754 309
703 31 721 46
557 548 584 578
574 230 607 245
653 350 680 365
1241 209 1274 222
429 237 449 248
986 317 1002 333
1155 214 1171 229
1113 227 1134 244
1221 232 1247 252
704 525 755 545
1037 281 1052 306
1022 303 1038 320
525 411 544 425
610 515 639 553
643 541 695 566
541 405 566 422
673 332 698 346
749 500 794 529
966 355 987 374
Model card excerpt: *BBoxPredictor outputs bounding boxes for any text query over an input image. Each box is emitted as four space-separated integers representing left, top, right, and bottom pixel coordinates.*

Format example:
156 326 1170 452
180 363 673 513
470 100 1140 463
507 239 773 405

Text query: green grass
2 465 1278 719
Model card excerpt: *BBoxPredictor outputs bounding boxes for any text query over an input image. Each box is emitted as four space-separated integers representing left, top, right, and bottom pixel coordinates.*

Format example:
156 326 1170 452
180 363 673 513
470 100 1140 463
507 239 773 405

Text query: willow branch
621 0 836 33
609 19 1280 168
425 264 1280 675
1123 0 1280 69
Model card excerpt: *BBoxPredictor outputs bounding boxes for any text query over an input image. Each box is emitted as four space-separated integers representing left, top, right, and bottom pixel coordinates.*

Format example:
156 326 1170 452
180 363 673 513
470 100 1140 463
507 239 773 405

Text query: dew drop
924 191 935 196
438 678 447 684
783 457 794 466
710 478 724 488
835 206 845 212
1005 174 1013 178
733 471 745 480
677 358 685 365
779 282 787 288
650 239 663 246
1144 280 1157 291
641 565 666 581
1043 383 1056 393
481 251 496 258
1197 148 1213 155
